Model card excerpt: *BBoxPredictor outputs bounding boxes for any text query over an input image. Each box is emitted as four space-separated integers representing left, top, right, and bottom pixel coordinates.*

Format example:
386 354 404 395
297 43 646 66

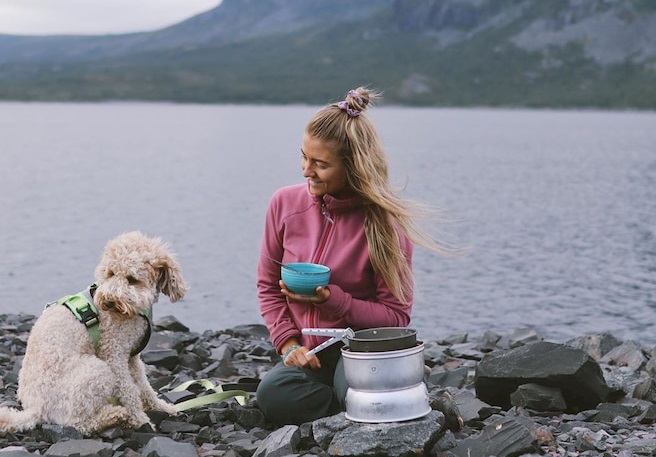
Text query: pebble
0 313 655 457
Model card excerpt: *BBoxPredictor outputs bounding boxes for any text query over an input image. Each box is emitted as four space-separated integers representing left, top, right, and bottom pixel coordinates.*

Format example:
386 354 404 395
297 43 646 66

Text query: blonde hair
305 87 456 304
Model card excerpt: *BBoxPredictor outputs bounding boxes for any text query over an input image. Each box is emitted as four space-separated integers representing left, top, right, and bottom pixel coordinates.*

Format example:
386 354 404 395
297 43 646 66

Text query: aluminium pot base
344 383 431 423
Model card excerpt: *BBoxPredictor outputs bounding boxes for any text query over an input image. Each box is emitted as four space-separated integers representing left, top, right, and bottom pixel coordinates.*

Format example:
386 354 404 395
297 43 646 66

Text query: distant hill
0 0 654 109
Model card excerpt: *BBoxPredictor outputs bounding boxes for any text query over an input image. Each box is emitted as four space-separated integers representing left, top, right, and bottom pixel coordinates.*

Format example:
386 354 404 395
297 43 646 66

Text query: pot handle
302 327 355 356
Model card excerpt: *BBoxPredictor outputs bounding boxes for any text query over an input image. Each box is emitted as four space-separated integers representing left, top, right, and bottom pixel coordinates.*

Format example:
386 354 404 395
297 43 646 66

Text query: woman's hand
279 280 331 304
282 344 322 369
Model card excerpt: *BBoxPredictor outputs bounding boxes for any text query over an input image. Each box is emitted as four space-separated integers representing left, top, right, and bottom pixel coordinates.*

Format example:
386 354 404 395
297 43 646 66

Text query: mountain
0 0 654 108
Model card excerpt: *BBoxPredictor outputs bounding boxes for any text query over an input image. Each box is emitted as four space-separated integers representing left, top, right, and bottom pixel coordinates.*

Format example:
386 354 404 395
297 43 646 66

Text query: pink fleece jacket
257 183 414 353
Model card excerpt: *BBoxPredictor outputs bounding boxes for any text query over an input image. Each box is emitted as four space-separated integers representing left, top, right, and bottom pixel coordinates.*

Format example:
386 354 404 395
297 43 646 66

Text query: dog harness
54 283 152 357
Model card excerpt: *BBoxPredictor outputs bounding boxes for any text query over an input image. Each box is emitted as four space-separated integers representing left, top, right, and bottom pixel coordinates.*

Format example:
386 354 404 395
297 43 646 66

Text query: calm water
1 102 655 345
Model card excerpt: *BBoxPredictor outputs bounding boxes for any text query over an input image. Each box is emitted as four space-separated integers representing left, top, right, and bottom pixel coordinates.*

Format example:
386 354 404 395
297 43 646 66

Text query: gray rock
154 315 190 332
510 383 567 412
422 341 448 367
621 438 656 455
446 343 484 361
572 426 610 452
158 419 201 433
228 439 260 456
146 330 197 352
632 377 656 403
600 340 646 372
589 402 638 422
474 341 611 411
210 344 233 362
644 347 656 376
179 352 204 370
438 333 468 345
230 324 271 341
427 366 469 389
567 333 622 360
508 328 542 348
0 446 36 456
433 429 458 453
312 413 353 449
449 416 541 457
600 362 641 397
45 439 114 457
253 424 300 457
325 411 443 457
142 436 199 457
35 424 83 443
451 389 499 423
243 340 276 357
141 349 180 370
637 403 656 423
228 402 267 429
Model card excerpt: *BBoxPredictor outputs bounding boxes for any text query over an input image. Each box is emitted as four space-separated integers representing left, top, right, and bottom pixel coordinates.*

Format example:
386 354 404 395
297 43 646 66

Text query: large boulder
474 341 611 411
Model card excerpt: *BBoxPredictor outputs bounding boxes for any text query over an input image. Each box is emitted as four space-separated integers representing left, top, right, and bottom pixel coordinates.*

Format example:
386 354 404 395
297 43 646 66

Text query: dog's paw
135 421 156 433
127 411 152 430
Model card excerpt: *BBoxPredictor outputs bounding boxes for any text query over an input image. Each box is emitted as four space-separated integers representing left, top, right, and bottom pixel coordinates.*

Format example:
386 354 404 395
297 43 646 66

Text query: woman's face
301 133 350 199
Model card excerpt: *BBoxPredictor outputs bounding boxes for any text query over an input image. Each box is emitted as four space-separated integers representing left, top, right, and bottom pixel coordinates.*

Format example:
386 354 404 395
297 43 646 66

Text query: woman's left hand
279 280 330 304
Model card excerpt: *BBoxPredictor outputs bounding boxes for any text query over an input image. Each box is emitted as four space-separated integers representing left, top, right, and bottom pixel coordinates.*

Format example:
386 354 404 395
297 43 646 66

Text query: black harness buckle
78 304 99 328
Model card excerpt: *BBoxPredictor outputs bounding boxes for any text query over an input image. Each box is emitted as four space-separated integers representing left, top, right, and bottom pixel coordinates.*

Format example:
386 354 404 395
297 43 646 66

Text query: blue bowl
281 262 331 296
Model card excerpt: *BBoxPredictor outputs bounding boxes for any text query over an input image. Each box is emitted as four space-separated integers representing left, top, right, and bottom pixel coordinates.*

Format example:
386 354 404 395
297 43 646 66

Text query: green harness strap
57 284 152 356
58 288 101 351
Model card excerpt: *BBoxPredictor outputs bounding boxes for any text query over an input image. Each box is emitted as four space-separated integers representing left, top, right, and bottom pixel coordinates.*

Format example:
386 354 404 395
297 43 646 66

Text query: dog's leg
110 366 153 429
76 404 133 435
129 357 178 416
54 356 138 434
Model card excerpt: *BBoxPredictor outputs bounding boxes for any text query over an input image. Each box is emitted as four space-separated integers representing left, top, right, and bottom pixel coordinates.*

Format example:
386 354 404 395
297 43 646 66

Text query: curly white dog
0 231 188 434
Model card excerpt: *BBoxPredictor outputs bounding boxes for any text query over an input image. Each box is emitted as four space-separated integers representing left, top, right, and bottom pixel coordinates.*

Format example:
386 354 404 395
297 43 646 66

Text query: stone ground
0 313 655 456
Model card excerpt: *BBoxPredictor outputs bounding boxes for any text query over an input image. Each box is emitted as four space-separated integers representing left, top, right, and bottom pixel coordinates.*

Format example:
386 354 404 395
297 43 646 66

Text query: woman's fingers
284 346 321 369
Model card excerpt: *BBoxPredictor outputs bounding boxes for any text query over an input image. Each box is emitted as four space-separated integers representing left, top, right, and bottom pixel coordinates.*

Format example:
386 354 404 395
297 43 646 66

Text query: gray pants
256 345 347 426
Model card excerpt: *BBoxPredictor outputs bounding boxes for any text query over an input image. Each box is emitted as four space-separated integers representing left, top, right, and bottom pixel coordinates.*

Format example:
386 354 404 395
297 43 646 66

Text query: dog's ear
155 253 188 302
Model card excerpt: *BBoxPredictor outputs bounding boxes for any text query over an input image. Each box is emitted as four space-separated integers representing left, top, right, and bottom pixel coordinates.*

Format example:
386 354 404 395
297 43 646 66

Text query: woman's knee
256 366 339 425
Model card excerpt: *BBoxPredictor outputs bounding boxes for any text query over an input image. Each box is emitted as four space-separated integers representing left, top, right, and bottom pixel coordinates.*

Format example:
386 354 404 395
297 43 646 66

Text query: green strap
170 379 249 412
59 292 101 351
57 285 150 356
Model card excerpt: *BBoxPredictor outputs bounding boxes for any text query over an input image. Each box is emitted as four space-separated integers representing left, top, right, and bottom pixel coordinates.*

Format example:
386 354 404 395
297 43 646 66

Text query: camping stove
341 342 430 423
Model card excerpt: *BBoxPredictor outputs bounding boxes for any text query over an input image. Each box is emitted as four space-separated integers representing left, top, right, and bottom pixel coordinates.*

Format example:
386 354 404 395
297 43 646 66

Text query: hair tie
337 101 361 117
346 89 363 105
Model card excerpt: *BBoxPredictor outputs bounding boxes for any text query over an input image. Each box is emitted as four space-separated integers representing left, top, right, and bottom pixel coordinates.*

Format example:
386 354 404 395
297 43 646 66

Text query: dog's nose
105 301 116 310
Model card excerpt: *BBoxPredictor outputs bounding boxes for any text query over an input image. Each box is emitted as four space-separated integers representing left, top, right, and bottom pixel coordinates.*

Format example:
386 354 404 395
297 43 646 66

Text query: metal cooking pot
348 327 418 352
301 327 418 355
341 343 425 390
345 383 431 423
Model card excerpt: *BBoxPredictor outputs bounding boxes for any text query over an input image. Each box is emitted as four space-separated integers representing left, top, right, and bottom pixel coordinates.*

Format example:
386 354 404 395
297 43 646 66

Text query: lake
1 102 655 345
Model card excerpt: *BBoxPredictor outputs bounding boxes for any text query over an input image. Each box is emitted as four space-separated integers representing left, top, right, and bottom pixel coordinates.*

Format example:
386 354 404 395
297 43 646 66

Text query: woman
256 87 453 426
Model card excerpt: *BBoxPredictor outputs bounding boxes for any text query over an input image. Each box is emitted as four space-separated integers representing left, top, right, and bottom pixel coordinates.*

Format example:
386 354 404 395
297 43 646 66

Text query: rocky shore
1 313 656 457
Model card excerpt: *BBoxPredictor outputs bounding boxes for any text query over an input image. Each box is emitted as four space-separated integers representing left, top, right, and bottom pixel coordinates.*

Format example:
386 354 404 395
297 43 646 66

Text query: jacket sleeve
320 233 414 328
257 193 301 353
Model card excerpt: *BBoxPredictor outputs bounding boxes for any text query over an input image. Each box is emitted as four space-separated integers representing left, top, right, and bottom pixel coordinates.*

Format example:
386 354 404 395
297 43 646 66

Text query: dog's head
93 231 188 317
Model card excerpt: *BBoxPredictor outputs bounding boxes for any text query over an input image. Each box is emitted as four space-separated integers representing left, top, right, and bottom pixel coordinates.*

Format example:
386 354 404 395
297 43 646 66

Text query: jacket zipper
309 201 335 347
315 202 335 262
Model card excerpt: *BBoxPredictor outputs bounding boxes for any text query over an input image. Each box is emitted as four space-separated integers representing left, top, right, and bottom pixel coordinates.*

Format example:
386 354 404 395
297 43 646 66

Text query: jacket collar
305 182 367 214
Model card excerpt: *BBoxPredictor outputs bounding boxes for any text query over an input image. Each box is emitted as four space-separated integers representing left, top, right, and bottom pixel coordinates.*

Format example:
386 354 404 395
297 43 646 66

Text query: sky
0 0 221 36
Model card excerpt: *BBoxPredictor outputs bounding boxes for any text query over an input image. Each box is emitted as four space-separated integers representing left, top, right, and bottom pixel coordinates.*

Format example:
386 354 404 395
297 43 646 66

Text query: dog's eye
127 276 138 285
107 270 114 277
